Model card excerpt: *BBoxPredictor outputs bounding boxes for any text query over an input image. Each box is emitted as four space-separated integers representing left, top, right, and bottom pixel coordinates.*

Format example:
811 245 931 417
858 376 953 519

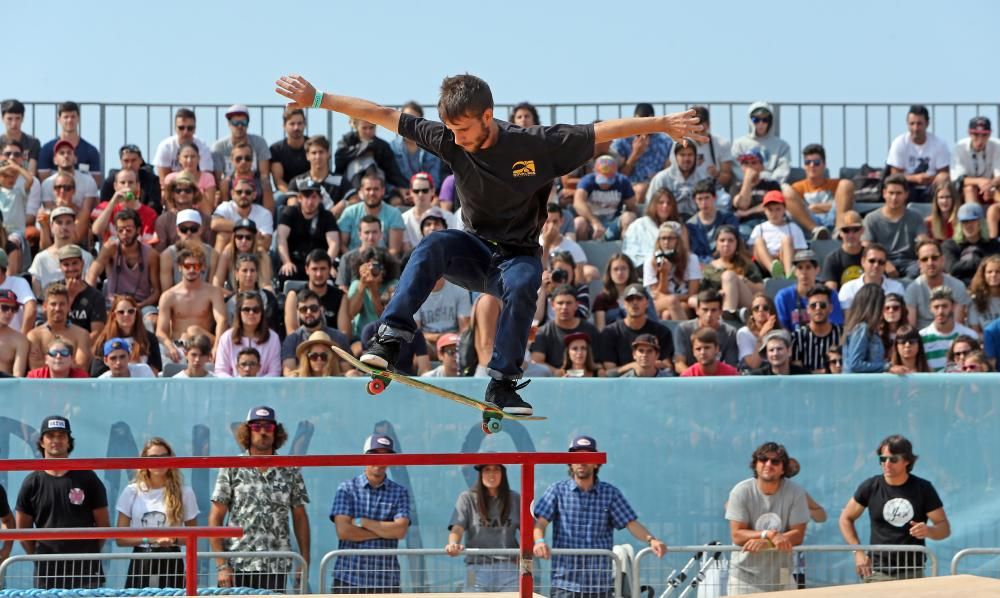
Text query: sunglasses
803 159 823 166
178 225 200 234
176 125 195 132
115 307 137 315
0 303 18 313
866 258 887 266
963 364 981 372
229 119 249 128
919 254 941 262
234 189 255 196
234 234 254 241
828 358 842 365
896 338 919 346
248 422 275 433
953 349 971 359
752 304 771 312
54 184 75 191
808 301 828 310
751 116 772 124
233 155 253 163
879 455 904 464
238 361 259 369
48 348 72 358
180 262 202 271
298 304 321 314
440 347 458 357
840 226 862 234
308 351 330 362
411 187 432 194
2 151 22 158
757 456 782 466
174 187 194 194
240 306 262 314
884 304 902 312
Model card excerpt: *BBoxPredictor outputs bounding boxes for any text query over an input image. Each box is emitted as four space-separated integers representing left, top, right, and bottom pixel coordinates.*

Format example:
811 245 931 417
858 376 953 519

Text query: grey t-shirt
415 282 472 333
904 274 971 329
212 134 272 177
529 319 601 369
674 319 739 367
448 489 520 564
725 478 809 593
861 208 925 269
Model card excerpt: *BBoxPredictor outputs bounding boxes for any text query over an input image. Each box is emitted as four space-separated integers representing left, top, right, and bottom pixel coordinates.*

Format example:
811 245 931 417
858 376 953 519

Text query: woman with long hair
115 438 198 589
214 291 281 377
163 142 217 203
445 462 520 592
559 331 603 377
91 294 163 377
842 283 888 373
925 179 958 241
213 220 274 294
700 225 763 315
945 335 981 373
967 255 1000 332
27 336 89 378
294 330 343 377
736 293 779 370
889 325 930 374
592 253 653 329
881 293 909 343
622 187 686 267
644 221 701 320
222 253 280 332
154 171 214 252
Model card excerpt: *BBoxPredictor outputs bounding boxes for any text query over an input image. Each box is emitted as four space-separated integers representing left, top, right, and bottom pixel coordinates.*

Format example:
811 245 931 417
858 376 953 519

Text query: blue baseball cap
958 202 984 222
737 148 764 164
569 435 598 452
103 337 131 356
364 434 396 454
246 406 276 422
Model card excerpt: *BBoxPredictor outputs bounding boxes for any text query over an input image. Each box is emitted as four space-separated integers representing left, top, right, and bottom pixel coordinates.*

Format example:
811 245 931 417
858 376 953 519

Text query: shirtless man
26 283 92 371
155 242 227 364
0 289 29 376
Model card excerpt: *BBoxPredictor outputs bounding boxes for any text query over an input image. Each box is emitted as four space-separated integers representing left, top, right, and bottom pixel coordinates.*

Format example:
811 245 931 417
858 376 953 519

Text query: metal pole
519 463 535 598
186 533 198 596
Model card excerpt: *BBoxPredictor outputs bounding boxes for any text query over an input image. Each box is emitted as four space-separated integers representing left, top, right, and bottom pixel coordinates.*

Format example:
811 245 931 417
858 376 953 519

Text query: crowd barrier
950 547 1000 577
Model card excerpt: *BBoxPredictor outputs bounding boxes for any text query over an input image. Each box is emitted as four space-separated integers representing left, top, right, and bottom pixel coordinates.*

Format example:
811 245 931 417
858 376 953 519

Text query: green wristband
312 90 324 109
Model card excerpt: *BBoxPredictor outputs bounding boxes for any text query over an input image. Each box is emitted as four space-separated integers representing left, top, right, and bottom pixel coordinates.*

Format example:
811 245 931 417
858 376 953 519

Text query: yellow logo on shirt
512 160 536 177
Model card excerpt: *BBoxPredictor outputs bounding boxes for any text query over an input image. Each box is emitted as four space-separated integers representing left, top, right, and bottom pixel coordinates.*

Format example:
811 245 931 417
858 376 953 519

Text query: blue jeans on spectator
379 229 542 379
469 561 518 592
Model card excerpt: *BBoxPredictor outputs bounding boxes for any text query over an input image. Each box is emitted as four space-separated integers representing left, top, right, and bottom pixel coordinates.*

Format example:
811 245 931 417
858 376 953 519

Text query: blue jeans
379 229 542 378
468 561 518 592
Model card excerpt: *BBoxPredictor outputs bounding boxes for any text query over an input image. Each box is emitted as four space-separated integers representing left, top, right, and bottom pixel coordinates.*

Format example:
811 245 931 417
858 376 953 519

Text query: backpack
457 326 478 377
851 164 885 202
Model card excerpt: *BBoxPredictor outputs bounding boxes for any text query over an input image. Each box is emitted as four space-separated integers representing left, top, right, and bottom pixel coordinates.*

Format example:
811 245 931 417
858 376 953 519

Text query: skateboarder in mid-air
276 73 705 415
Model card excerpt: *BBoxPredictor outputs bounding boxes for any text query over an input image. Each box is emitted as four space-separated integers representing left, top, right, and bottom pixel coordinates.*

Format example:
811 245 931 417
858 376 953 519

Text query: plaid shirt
534 478 637 593
330 473 410 589
611 134 673 183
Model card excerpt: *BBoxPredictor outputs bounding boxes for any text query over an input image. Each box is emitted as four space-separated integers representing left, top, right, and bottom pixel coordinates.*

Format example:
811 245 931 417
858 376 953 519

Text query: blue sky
11 0 999 172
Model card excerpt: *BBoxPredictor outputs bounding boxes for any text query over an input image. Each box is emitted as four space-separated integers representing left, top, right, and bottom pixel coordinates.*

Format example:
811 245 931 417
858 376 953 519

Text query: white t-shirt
402 207 458 249
697 134 733 172
0 275 36 331
212 201 274 236
415 281 472 333
153 136 215 173
540 236 588 266
950 137 1000 181
749 220 808 255
837 276 905 310
29 248 95 291
98 363 155 378
886 132 951 175
115 483 200 529
173 370 215 378
36 171 99 213
642 252 703 293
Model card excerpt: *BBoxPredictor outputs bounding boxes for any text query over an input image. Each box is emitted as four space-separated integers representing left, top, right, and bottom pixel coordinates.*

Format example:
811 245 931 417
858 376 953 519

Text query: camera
551 268 569 284
369 262 383 276
655 250 676 267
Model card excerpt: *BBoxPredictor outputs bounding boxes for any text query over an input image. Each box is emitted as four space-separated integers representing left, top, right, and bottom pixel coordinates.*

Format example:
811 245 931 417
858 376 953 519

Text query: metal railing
15 100 1000 178
950 547 1000 577
318 547 622 596
632 544 938 596
0 551 307 594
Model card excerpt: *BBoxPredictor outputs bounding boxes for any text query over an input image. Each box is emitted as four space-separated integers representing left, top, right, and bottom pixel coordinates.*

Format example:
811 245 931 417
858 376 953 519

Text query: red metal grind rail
1 452 607 598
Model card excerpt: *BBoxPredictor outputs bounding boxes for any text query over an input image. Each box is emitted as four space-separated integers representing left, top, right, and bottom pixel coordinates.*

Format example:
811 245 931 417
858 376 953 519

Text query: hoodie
730 101 791 184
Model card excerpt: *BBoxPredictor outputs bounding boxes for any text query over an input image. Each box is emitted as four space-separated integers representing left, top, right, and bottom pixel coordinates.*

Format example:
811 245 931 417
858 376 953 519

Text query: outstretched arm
276 75 401 133
594 111 707 144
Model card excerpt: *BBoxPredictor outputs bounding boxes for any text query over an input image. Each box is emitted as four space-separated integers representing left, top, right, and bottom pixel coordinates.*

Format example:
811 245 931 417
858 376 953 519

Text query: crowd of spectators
1 98 998 381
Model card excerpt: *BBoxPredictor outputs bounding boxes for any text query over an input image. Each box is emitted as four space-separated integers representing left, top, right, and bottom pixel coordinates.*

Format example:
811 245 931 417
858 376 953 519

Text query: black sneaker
360 334 401 370
485 378 534 415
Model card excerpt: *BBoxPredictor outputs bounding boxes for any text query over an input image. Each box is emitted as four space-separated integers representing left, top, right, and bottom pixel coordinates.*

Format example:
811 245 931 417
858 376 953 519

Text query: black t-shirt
599 318 674 366
821 247 863 288
100 167 163 213
399 114 594 250
529 319 601 369
289 171 348 206
16 470 108 555
748 362 812 376
68 285 108 332
853 474 943 569
278 206 340 264
0 483 9 517
315 282 345 325
270 139 310 184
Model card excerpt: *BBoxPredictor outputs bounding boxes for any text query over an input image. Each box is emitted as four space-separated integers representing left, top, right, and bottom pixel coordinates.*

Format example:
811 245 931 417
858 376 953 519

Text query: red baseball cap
53 139 75 155
762 190 785 206
0 288 16 304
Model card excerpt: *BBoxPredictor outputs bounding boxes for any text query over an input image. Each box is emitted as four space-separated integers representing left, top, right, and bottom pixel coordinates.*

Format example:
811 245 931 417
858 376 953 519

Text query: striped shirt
918 322 978 372
791 324 843 371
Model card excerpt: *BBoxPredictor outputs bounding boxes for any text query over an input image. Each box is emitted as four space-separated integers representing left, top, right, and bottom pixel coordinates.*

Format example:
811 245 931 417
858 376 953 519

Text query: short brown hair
692 327 718 347
304 135 330 152
283 108 305 124
44 282 70 302
437 74 494 122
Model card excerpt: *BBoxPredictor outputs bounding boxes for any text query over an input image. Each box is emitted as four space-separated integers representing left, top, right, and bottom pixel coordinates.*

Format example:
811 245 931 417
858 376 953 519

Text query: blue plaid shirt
534 478 637 592
611 134 673 183
329 473 410 589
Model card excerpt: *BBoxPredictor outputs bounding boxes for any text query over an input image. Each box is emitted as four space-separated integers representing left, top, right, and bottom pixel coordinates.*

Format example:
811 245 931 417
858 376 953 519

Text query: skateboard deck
332 346 545 434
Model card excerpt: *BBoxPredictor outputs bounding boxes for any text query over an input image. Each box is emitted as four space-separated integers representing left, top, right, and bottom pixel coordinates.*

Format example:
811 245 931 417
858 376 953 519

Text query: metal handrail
950 547 1000 576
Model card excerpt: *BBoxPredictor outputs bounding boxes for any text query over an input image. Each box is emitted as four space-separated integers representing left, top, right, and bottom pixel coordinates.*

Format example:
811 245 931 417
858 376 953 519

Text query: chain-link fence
318 547 622 596
0 551 307 594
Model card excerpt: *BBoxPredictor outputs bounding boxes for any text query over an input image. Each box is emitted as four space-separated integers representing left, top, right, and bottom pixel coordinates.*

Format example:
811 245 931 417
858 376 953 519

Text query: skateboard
332 346 545 434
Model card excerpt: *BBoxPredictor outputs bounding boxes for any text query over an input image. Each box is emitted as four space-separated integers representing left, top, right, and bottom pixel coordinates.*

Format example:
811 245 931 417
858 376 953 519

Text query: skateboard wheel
486 418 502 434
367 378 385 395
481 422 491 435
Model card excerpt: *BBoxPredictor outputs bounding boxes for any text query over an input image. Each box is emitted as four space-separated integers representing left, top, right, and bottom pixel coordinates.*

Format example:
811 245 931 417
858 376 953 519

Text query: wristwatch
645 534 656 544
760 530 769 540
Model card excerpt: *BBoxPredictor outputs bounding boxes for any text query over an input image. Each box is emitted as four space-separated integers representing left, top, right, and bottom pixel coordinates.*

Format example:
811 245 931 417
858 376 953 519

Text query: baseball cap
969 116 992 134
562 331 592 347
762 190 785 206
420 207 448 227
631 333 660 350
363 433 396 454
103 337 131 356
53 139 74 155
792 249 818 266
0 288 16 304
623 283 646 300
569 435 598 452
298 180 323 193
593 155 618 185
246 406 276 422
435 332 460 354
233 218 258 233
225 104 250 119
176 209 202 226
57 244 83 261
0 248 6 269
50 206 76 221
737 148 764 164
958 202 984 222
40 415 71 434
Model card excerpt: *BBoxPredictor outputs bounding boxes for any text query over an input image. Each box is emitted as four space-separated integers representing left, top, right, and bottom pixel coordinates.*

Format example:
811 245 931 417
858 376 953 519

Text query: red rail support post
519 462 535 598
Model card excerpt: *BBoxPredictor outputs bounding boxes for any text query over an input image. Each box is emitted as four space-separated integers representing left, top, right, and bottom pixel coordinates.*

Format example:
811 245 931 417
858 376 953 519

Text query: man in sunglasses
775 249 844 331
153 108 214 181
219 142 273 211
731 102 791 185
785 143 855 232
210 406 310 592
790 286 842 373
401 172 456 251
212 104 272 183
211 175 273 251
280 288 350 376
726 441 809 594
159 210 218 293
0 288 28 376
839 435 949 583
838 244 905 310
905 239 970 329
821 211 865 291
100 145 162 213
425 333 461 377
283 250 349 337
155 242 227 364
